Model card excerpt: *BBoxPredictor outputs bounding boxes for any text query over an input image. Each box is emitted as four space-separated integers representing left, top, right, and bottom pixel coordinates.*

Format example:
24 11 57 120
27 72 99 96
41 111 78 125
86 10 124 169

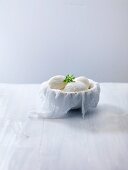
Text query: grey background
0 0 128 83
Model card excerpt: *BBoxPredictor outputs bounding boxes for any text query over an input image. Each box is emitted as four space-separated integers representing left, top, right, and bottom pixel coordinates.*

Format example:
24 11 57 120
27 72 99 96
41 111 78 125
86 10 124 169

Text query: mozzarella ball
75 76 90 89
48 75 66 90
64 81 87 92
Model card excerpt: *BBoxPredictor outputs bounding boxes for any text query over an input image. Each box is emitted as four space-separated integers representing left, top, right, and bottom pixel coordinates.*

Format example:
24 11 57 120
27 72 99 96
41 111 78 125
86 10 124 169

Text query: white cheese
64 81 87 92
75 76 90 89
48 75 66 90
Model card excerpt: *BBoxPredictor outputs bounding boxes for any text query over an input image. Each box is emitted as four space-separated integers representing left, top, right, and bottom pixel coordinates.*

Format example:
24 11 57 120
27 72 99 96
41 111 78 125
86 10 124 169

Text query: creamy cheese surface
63 81 87 92
75 76 90 89
48 75 90 92
48 75 66 90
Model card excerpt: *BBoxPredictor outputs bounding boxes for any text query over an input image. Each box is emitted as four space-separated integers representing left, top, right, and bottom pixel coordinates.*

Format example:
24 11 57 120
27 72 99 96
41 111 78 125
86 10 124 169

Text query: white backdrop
0 0 128 83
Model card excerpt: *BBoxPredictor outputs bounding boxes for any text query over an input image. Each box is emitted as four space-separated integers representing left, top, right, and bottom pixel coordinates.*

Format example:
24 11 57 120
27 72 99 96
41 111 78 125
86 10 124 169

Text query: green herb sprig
64 74 75 83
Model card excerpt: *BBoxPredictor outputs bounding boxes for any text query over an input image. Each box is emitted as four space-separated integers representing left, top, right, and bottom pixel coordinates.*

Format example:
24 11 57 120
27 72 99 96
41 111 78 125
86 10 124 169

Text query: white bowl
39 79 100 118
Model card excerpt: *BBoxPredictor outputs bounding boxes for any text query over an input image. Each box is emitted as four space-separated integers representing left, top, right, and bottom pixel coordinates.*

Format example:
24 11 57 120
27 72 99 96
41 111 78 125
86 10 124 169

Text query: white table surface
0 83 128 170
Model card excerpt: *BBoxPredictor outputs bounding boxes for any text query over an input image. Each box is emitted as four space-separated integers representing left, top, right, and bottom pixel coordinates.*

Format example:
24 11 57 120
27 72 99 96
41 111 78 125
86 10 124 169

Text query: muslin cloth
39 79 100 118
